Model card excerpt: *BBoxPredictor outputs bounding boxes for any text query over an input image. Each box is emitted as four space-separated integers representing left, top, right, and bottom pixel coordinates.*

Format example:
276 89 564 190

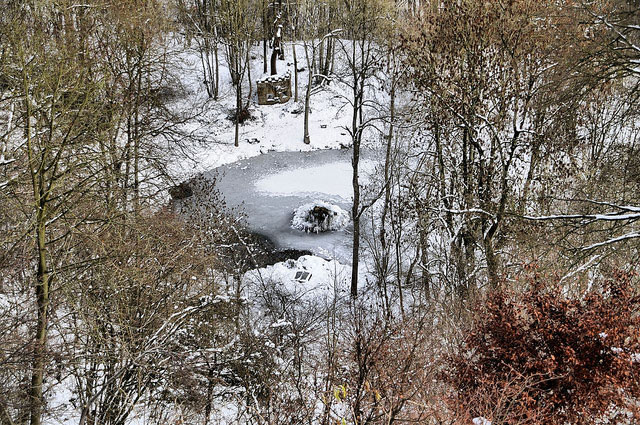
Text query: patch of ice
254 159 376 200
292 201 350 233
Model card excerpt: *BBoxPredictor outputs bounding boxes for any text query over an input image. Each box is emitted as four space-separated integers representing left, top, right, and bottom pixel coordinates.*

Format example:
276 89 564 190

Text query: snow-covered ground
169 41 356 179
245 255 351 303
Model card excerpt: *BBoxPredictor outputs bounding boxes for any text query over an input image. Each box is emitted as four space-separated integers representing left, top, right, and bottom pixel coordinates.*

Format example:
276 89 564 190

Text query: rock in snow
291 201 350 233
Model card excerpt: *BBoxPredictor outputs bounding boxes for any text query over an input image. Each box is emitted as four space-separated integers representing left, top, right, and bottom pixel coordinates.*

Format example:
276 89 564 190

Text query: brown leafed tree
448 268 640 424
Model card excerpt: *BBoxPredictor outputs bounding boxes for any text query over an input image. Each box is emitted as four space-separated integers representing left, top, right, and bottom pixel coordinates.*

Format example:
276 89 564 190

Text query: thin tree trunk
262 0 267 74
303 42 312 144
29 203 50 425
246 44 252 108
214 39 219 99
350 34 367 299
318 38 324 84
199 46 212 98
378 69 396 317
235 84 241 147
212 0 220 99
133 82 141 211
234 39 241 148
204 368 215 425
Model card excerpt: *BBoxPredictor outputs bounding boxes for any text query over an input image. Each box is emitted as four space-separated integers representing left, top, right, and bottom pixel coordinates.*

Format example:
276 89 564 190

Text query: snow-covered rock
291 201 350 233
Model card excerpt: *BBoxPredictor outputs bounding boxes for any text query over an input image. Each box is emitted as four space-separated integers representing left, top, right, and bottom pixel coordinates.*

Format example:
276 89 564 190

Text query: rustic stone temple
257 71 292 105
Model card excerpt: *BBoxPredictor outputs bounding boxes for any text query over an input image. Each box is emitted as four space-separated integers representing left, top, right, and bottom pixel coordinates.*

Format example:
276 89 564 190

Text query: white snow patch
256 161 354 199
473 418 492 425
254 159 376 200
270 319 292 328
245 255 350 302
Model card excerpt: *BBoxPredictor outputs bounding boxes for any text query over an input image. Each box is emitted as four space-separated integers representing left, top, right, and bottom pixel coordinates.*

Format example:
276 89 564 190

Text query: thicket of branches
1 0 640 424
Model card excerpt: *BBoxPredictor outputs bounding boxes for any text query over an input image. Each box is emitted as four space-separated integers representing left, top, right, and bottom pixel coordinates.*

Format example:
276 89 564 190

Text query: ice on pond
201 149 373 263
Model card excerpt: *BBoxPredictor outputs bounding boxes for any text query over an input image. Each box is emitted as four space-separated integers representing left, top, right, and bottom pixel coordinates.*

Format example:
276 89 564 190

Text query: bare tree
402 0 589 292
335 0 390 297
220 0 256 147
178 0 221 99
0 2 117 422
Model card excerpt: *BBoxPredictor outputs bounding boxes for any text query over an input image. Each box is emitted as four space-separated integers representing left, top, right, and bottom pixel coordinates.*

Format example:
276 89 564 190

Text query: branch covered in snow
522 212 640 221
581 232 640 251
519 201 640 250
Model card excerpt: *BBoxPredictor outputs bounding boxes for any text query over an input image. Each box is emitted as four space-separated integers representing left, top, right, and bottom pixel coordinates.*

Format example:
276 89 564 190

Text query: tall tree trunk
293 42 298 102
214 38 219 99
30 217 49 425
199 47 212 98
350 89 361 298
234 38 242 148
350 33 368 298
212 0 220 99
262 0 267 74
235 85 241 148
378 69 396 316
133 59 142 210
25 79 50 425
203 367 215 425
318 38 325 84
245 44 252 109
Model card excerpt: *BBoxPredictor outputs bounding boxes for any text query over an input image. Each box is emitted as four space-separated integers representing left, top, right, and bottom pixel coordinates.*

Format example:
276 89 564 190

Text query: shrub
447 270 640 424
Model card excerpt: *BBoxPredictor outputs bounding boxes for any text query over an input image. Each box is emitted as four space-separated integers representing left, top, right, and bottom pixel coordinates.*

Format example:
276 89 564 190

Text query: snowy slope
169 41 355 179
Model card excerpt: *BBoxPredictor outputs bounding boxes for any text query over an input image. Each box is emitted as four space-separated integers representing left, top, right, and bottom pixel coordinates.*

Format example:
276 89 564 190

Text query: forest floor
169 42 355 180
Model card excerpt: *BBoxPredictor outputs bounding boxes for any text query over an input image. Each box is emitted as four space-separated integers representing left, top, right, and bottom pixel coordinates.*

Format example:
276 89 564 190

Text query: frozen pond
203 148 373 263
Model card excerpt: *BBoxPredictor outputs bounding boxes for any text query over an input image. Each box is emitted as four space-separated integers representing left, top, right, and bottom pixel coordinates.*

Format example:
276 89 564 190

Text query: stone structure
257 71 292 105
